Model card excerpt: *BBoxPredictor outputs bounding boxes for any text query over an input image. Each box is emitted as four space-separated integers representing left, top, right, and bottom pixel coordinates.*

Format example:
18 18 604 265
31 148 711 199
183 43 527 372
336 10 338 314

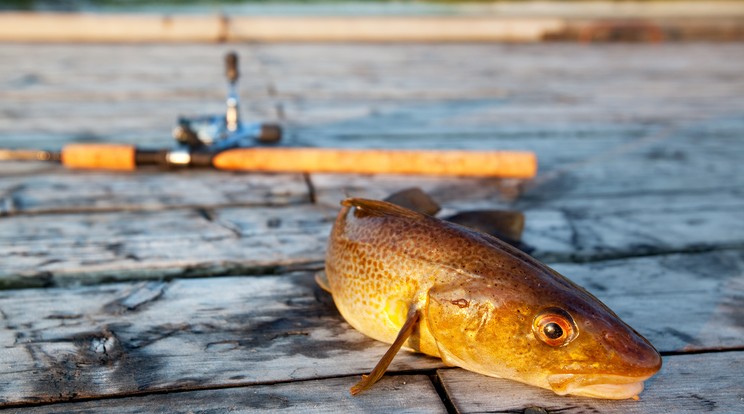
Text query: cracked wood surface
0 170 311 215
1 190 742 286
0 249 741 407
0 274 443 406
0 42 743 412
0 205 335 287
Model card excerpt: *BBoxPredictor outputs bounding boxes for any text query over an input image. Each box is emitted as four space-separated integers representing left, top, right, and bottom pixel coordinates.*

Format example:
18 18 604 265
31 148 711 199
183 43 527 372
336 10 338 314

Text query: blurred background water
2 0 503 15
4 0 741 16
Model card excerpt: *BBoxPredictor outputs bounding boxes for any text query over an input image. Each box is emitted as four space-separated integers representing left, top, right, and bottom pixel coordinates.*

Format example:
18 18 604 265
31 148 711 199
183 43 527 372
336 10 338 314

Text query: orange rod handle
61 143 136 170
213 148 537 178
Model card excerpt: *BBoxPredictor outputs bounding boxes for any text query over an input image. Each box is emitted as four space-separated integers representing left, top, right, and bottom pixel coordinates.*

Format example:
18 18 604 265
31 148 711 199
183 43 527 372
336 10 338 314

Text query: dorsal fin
444 210 525 242
383 187 441 216
342 198 425 220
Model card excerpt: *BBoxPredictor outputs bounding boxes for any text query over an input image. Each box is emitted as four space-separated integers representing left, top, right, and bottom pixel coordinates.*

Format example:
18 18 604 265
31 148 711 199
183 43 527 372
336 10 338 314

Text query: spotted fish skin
325 199 439 354
324 198 661 399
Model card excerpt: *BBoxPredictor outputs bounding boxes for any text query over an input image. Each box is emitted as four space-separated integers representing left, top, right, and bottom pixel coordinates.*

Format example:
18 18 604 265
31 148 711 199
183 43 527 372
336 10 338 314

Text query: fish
318 197 662 399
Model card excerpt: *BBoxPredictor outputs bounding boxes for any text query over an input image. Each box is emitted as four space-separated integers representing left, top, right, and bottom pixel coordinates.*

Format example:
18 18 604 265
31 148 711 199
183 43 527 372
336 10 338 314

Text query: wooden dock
0 42 743 412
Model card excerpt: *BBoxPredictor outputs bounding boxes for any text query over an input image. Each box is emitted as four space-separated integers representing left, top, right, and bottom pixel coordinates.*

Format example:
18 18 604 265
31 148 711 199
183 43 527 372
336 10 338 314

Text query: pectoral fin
314 270 332 293
350 308 421 396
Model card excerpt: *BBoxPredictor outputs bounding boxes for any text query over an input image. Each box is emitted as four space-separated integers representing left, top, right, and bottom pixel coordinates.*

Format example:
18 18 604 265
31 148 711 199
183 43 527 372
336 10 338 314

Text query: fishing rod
0 53 538 178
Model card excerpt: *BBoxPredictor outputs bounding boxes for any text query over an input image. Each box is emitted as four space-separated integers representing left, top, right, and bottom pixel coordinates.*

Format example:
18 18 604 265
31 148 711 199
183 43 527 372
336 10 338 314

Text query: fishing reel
171 52 281 154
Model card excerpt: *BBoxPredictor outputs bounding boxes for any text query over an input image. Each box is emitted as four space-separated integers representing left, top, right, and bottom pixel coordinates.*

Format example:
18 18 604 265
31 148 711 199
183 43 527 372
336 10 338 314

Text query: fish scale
322 198 662 399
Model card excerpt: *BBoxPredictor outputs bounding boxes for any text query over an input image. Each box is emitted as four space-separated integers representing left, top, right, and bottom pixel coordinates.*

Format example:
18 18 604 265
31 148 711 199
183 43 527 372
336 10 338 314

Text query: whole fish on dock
317 198 661 399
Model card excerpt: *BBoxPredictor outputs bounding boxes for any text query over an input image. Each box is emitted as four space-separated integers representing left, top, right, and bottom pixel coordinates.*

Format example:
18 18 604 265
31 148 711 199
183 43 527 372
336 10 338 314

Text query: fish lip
547 373 655 399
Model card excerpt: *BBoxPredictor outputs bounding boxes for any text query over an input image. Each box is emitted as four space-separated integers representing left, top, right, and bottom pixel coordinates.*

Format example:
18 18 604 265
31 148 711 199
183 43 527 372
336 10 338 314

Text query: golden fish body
323 198 661 399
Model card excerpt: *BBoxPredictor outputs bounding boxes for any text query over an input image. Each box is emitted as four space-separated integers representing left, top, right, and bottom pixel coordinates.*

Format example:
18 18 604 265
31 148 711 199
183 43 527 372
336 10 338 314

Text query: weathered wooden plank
0 44 270 97
550 251 744 352
5 43 741 99
2 43 742 147
3 117 741 215
313 178 744 261
0 43 276 149
5 375 446 413
282 98 744 140
437 351 744 414
0 39 739 414
0 250 741 406
2 44 741 215
0 161 58 179
0 273 444 406
0 205 334 287
244 43 744 99
4 114 739 211
2 189 743 286
0 170 310 214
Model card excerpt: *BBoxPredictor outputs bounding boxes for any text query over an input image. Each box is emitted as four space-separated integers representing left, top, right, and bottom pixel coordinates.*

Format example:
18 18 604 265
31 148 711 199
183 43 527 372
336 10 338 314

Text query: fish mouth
547 373 653 399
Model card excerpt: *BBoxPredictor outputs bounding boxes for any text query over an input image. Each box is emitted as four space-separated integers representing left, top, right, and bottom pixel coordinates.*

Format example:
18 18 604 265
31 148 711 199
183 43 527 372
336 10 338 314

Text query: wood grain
0 205 335 287
0 41 742 412
438 351 744 413
1 375 446 413
2 44 742 145
0 274 444 406
0 250 741 406
2 190 743 286
550 250 744 352
0 170 310 215
307 122 744 202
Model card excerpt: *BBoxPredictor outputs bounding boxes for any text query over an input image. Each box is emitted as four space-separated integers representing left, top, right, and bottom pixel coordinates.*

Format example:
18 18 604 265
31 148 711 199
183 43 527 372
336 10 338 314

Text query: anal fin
350 308 421 396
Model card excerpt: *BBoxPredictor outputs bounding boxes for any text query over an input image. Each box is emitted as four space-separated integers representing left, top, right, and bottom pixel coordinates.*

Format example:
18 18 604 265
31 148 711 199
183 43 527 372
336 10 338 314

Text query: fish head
425 275 662 399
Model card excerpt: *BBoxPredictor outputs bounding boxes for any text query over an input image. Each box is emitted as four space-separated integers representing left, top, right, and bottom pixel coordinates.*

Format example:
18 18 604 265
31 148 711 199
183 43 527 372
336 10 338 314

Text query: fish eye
533 308 577 347
543 322 563 339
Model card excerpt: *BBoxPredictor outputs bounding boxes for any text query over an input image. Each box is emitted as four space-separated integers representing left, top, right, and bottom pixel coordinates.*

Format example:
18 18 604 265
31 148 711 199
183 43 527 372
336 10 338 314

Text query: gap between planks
2 352 741 413
0 252 742 407
0 374 449 413
2 189 744 288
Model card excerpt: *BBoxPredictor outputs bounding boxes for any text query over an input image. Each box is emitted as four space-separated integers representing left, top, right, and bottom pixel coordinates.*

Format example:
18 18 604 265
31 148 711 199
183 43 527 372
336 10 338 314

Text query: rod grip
61 143 136 170
212 148 537 178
